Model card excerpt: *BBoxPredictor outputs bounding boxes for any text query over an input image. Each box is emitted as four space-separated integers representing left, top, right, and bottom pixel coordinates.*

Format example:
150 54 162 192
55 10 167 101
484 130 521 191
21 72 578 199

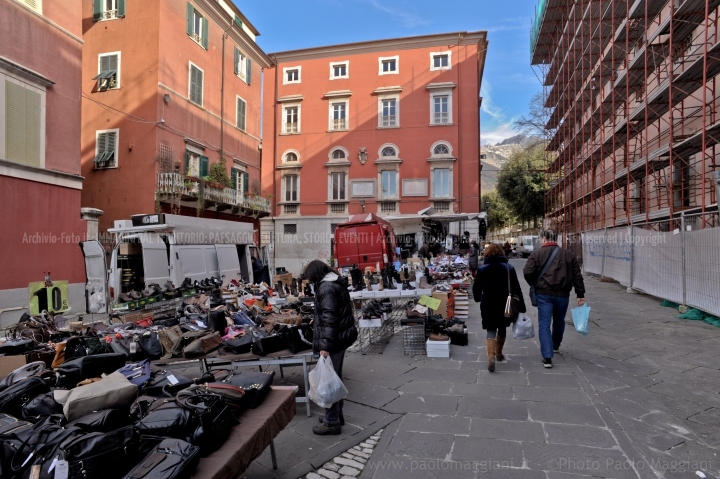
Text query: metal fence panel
632 228 684 304
581 230 605 275
604 227 632 286
685 226 720 317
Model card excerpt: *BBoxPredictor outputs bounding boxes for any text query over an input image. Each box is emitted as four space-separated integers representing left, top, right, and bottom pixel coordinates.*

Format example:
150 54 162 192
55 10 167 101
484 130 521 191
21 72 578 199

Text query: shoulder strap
536 246 560 287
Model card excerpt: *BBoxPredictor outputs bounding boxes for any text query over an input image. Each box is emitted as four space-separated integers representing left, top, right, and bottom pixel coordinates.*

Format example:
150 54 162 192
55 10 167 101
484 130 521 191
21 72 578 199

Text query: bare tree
513 91 555 142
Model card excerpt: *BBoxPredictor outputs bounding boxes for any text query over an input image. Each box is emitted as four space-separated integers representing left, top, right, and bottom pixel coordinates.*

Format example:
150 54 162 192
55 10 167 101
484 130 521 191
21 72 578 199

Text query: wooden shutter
231 167 239 190
233 47 239 75
6 81 26 163
201 17 209 49
118 0 125 17
186 3 193 36
199 156 209 177
184 150 190 173
24 89 41 166
93 0 102 21
94 133 107 163
243 171 249 193
237 98 246 130
106 131 117 164
246 58 252 85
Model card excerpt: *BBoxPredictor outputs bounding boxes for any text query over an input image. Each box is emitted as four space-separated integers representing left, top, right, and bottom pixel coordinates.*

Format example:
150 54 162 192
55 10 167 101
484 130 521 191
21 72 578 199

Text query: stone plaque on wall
402 178 428 196
351 180 375 197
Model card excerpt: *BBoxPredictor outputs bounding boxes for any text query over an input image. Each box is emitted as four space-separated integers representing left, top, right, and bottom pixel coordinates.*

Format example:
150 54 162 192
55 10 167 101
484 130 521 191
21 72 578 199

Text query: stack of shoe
453 289 469 320
446 317 468 346
361 300 384 319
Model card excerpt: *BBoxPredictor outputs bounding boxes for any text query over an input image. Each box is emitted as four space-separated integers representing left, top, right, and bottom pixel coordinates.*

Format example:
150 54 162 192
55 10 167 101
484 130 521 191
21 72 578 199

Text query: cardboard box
119 243 142 256
275 272 293 286
432 292 454 319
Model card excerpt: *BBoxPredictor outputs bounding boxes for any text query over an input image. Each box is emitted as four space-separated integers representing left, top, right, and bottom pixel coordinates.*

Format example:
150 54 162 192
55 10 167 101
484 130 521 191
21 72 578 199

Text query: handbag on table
121 438 200 479
66 408 131 432
182 332 222 358
0 361 46 391
222 370 274 409
21 391 62 422
61 371 139 422
0 338 34 356
0 376 50 418
143 370 193 397
251 333 287 356
55 352 126 389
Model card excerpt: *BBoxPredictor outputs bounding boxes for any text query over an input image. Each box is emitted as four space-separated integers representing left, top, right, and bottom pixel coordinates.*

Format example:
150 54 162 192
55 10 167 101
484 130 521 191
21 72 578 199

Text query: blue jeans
536 294 570 359
324 350 345 426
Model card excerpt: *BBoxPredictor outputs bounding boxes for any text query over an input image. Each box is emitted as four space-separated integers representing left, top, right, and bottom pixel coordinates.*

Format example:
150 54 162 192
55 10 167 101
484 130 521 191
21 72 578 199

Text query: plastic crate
402 321 426 356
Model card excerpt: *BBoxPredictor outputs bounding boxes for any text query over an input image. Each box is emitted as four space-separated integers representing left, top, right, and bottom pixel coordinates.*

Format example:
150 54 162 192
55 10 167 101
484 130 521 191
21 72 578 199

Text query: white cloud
480 80 505 122
361 0 431 28
486 17 529 33
481 122 516 146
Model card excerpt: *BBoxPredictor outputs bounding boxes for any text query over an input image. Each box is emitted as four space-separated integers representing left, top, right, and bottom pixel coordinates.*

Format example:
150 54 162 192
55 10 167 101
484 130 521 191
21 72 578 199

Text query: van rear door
142 241 170 286
335 226 359 268
79 240 108 314
215 245 241 287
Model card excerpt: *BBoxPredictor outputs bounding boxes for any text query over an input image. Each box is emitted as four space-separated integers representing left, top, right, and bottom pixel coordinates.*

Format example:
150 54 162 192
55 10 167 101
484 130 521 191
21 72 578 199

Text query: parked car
517 235 539 258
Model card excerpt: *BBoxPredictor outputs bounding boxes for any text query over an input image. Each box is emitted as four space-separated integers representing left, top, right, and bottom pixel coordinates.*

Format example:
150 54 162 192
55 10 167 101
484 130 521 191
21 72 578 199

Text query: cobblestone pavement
240 259 720 479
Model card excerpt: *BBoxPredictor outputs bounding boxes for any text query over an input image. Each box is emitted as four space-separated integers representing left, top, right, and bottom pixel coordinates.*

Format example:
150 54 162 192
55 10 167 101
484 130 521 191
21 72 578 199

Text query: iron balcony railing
156 172 271 213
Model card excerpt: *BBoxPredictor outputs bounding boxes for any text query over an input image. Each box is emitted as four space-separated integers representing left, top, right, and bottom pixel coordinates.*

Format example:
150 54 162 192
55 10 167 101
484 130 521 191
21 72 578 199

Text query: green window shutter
246 58 252 85
93 0 102 21
237 98 246 130
186 3 193 36
234 15 242 28
184 150 190 173
231 168 239 190
199 156 209 177
233 47 239 75
94 133 107 163
201 17 209 49
5 80 26 164
243 172 249 194
117 0 126 17
24 89 41 166
106 131 116 163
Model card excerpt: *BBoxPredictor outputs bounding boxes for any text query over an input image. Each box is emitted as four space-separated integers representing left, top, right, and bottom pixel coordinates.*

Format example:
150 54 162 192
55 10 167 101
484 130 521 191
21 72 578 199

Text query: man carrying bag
523 230 585 369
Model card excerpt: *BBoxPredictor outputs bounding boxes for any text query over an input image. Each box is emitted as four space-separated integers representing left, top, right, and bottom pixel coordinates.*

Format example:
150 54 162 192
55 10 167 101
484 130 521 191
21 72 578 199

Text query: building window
284 224 297 235
283 105 300 133
380 98 397 127
94 52 120 90
93 0 127 20
429 90 453 125
378 55 399 75
434 144 450 155
188 62 203 106
330 101 347 130
330 203 347 214
2 75 45 168
433 168 451 198
283 66 301 84
433 201 451 212
381 147 397 158
380 202 397 213
330 61 349 79
19 0 43 14
231 167 247 194
184 149 208 177
381 170 398 199
430 51 452 71
94 129 119 169
236 97 246 131
234 47 252 84
332 149 346 160
284 152 298 162
329 172 346 200
283 205 298 215
187 4 208 49
284 174 299 202
330 223 339 233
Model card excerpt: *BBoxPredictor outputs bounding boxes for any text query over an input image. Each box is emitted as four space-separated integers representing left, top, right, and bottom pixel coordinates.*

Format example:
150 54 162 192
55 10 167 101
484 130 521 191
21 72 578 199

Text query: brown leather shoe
496 336 506 362
486 338 496 372
313 423 341 435
429 332 449 341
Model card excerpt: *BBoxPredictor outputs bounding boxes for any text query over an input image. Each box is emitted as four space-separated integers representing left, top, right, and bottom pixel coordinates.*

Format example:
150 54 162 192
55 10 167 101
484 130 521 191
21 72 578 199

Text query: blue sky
236 0 541 145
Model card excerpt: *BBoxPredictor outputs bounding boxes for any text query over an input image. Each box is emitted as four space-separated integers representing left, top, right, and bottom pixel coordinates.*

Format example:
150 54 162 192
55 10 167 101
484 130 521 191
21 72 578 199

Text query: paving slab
451 436 524 466
382 393 459 415
527 402 605 426
398 413 471 435
449 382 514 399
457 396 529 421
543 423 617 448
383 431 455 459
469 417 545 442
512 385 592 403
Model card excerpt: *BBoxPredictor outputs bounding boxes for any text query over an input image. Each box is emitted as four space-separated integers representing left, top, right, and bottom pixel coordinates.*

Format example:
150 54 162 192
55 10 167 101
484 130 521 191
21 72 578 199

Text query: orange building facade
80 0 272 243
0 0 87 325
261 32 488 274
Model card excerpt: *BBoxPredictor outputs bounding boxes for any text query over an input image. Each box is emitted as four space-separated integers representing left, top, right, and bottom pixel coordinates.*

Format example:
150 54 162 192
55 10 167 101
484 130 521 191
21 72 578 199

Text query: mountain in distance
480 134 534 193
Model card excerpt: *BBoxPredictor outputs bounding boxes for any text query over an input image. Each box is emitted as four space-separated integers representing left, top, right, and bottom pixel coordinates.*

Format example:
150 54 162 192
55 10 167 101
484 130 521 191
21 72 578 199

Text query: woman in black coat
468 241 479 277
472 244 526 372
305 260 358 435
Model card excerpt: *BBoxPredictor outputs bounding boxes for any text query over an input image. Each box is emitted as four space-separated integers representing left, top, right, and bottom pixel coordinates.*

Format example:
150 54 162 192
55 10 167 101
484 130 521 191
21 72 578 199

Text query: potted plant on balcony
248 193 273 219
205 157 231 190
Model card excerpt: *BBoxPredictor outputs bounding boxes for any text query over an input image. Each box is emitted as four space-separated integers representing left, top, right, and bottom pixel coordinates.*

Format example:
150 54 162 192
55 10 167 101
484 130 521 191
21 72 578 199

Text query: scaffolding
531 0 720 258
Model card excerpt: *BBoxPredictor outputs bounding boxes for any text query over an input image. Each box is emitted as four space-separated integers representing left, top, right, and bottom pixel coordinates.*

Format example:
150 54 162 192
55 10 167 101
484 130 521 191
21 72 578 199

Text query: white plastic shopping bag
512 313 535 340
308 356 348 408
571 304 591 336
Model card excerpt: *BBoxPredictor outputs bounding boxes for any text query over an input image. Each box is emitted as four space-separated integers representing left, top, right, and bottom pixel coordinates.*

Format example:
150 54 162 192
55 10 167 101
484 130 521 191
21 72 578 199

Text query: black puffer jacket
313 275 358 354
473 255 526 330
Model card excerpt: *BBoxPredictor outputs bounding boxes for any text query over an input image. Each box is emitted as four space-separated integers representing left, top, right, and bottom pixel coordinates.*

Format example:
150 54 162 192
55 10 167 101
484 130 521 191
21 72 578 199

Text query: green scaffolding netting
660 300 679 308
677 308 720 327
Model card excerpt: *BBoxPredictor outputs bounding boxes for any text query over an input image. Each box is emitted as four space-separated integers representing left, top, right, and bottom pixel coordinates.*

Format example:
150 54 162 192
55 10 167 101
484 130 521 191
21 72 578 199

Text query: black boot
290 279 298 296
276 282 286 298
350 268 364 291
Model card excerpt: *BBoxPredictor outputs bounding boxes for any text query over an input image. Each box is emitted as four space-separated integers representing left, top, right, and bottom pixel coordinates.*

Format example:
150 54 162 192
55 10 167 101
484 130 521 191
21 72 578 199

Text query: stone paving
237 258 720 479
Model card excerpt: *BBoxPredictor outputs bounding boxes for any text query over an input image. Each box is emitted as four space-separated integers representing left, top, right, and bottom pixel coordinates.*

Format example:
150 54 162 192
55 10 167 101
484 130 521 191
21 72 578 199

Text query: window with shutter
237 97 246 131
189 63 203 106
199 156 209 177
93 130 118 168
94 52 120 90
19 0 42 14
5 79 42 167
187 5 207 48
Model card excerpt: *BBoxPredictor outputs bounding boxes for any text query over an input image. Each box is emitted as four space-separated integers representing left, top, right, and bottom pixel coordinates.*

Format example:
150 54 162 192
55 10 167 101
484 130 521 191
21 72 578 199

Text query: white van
517 235 539 258
80 213 270 314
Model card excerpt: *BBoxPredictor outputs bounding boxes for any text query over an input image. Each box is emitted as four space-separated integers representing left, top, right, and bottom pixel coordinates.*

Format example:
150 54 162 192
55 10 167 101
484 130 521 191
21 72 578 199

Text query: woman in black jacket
305 259 358 435
472 244 526 372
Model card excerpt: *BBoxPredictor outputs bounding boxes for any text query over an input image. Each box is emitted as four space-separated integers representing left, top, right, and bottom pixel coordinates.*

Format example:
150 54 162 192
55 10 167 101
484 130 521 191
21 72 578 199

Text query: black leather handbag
0 361 46 391
285 325 313 354
0 377 50 418
66 409 131 432
21 392 61 422
175 391 237 455
143 370 193 397
135 399 195 441
208 309 227 335
122 438 200 479
222 334 253 354
0 338 34 356
0 414 34 478
223 370 274 409
138 332 163 360
55 352 126 388
251 333 287 356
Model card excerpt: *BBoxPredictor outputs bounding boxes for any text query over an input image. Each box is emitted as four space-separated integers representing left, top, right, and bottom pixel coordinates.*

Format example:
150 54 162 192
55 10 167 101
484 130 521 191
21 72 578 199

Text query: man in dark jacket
305 260 358 435
523 230 585 368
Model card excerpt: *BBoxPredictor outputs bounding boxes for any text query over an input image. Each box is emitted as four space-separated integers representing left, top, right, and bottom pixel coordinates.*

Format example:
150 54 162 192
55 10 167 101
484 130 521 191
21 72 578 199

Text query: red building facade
0 0 86 325
80 0 272 243
261 32 488 273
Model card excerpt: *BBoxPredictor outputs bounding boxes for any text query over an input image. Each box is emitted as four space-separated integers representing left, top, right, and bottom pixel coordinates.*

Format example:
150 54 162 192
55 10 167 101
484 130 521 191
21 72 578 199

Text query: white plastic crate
426 338 450 358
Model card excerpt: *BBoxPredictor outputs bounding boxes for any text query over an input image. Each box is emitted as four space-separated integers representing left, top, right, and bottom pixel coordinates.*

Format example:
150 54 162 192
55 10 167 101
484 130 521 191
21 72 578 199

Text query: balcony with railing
381 115 397 127
284 122 298 133
156 172 271 218
332 118 346 130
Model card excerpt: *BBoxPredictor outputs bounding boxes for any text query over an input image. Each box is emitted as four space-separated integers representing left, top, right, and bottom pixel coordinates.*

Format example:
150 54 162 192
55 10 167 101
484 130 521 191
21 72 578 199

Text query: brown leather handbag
158 325 183 359
170 330 208 357
182 332 222 358
51 342 67 369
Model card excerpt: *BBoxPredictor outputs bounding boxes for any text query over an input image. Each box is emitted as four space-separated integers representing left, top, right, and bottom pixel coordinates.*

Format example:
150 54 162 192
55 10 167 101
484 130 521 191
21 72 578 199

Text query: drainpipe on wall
272 55 279 218
220 25 234 159
80 208 104 241
456 33 463 214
